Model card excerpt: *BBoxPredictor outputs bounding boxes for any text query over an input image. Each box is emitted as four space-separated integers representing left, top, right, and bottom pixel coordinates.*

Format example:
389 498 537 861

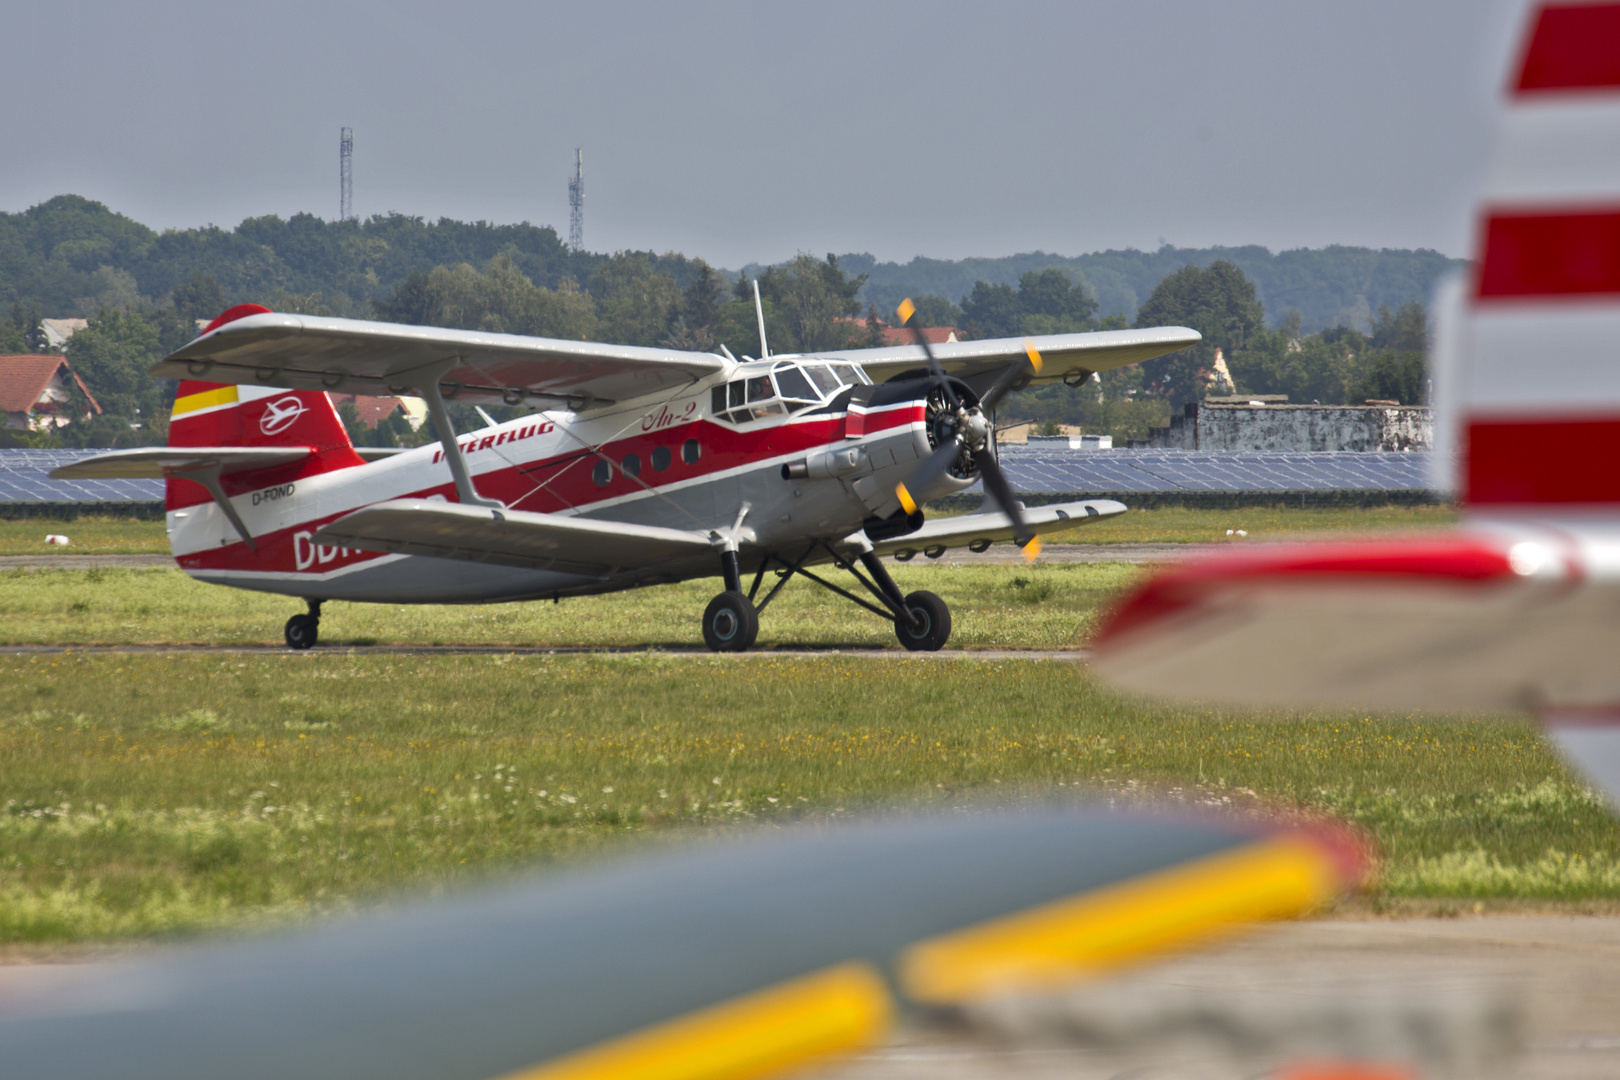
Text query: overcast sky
6 0 1527 267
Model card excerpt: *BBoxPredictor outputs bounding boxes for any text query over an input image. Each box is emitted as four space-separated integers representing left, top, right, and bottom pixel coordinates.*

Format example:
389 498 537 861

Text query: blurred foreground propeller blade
0 809 1366 1080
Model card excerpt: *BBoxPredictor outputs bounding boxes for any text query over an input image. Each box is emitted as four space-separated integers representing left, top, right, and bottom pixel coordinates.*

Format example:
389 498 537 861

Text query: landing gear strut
703 549 758 652
698 543 953 653
285 599 322 650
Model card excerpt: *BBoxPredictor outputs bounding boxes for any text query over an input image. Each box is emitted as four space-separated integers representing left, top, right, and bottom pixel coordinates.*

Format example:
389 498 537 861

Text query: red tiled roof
848 319 960 346
0 355 71 414
332 393 406 428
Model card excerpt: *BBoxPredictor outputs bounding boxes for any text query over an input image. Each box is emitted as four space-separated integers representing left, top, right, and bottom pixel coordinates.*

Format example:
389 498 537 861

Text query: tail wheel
702 591 759 652
285 613 319 650
895 590 951 652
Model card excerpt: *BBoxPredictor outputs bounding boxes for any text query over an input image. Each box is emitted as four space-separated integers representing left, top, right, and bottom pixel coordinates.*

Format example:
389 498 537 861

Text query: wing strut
407 358 504 510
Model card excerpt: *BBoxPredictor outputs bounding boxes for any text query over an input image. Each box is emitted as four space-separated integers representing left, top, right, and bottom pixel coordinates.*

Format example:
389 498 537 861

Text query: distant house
847 318 960 346
39 318 88 350
0 355 101 430
331 393 414 429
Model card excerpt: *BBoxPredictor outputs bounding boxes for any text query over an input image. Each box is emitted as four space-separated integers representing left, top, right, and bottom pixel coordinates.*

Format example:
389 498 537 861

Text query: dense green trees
961 269 1100 339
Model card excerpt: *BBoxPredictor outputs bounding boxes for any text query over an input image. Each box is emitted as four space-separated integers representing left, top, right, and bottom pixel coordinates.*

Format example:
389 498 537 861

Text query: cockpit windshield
709 358 870 425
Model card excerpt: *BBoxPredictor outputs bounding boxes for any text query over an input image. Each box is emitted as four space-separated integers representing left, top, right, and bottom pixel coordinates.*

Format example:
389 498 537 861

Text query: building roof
39 318 88 349
332 393 407 428
848 318 960 346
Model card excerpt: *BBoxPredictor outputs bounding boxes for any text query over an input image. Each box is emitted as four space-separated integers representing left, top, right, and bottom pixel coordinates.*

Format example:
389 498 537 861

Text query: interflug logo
260 396 308 437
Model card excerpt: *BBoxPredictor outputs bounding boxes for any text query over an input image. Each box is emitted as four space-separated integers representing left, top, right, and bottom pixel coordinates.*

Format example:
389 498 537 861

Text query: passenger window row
592 438 701 487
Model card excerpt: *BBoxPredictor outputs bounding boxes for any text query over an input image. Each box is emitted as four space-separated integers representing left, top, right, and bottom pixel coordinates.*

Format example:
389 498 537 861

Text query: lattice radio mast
339 127 354 221
568 148 584 250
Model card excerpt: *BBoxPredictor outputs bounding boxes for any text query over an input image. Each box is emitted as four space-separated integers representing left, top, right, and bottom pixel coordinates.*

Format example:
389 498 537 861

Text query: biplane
55 296 1198 651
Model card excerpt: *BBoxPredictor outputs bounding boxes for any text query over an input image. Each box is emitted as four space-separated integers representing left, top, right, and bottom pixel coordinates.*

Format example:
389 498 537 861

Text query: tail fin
166 305 364 514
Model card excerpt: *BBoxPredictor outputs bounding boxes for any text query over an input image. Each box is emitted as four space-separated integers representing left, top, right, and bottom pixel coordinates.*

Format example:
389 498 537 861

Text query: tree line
0 194 1434 449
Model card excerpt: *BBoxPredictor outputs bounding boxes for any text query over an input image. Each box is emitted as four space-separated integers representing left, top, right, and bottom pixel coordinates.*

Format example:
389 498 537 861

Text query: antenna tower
568 148 584 250
339 127 354 221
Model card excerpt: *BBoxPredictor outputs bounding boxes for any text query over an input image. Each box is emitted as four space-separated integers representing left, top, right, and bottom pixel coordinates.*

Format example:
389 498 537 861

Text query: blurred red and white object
1091 3 1620 807
43 534 69 546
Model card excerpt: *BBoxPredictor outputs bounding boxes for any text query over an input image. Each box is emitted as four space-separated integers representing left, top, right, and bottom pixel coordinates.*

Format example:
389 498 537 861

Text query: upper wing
47 446 313 481
151 312 727 408
825 326 1201 389
0 808 1364 1080
314 498 714 575
858 499 1126 558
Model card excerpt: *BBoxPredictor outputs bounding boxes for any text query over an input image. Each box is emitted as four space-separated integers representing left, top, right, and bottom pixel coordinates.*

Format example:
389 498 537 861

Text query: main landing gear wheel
285 599 323 650
703 591 759 653
284 614 319 650
895 590 951 652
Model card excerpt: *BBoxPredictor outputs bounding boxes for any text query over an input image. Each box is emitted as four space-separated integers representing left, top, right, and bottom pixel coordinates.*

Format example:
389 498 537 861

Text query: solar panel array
0 449 163 504
0 448 1436 505
997 448 1434 494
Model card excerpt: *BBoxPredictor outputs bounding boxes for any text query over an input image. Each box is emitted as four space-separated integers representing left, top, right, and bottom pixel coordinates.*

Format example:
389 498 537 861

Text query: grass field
0 652 1610 946
0 504 1458 557
5 502 1611 948
0 517 168 555
0 564 1136 649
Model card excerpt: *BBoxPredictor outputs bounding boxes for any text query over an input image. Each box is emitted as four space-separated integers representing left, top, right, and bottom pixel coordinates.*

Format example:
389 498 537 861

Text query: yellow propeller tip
1023 535 1043 562
1023 340 1043 374
897 298 916 325
896 483 918 515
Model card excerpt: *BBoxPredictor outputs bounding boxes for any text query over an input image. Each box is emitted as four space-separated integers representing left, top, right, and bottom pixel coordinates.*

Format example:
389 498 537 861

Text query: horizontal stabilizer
48 446 312 481
861 499 1126 558
315 498 715 575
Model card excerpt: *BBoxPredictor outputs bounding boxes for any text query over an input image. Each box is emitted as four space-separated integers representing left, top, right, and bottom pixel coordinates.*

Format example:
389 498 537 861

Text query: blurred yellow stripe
172 385 238 416
504 961 892 1080
899 834 1340 1003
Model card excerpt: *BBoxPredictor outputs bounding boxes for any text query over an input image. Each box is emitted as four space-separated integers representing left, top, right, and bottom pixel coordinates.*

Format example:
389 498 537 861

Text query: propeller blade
976 448 1041 560
897 298 959 409
0 809 1367 1080
979 340 1044 415
896 436 966 515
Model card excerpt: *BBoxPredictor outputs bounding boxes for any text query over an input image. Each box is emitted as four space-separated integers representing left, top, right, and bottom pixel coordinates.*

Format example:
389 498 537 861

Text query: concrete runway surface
802 916 1620 1080
0 916 1614 1078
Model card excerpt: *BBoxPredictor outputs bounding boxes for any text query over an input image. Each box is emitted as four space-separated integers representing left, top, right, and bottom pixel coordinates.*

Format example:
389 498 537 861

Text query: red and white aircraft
56 298 1197 650
1090 2 1620 803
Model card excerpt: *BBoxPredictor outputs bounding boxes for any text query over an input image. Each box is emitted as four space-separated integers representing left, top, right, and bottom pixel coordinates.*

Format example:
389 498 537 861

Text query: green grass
0 652 1606 944
0 565 1138 649
0 517 169 555
0 504 1459 558
1074 503 1457 544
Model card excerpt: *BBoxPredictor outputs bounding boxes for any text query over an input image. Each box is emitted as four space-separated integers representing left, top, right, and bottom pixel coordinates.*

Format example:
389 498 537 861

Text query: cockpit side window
802 364 842 396
773 365 818 402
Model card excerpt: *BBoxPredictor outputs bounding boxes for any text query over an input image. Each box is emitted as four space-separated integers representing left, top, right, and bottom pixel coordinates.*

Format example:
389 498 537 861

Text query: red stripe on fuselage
1466 415 1620 505
178 402 925 573
1514 4 1620 94
1475 207 1620 300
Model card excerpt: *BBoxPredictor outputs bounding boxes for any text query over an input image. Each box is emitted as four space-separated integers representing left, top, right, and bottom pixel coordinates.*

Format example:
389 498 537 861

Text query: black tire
702 591 759 652
285 613 319 650
895 590 951 652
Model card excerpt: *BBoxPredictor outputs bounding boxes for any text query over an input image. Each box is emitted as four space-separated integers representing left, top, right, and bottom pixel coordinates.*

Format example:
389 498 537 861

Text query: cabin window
592 459 613 487
774 365 817 402
622 453 641 478
682 438 701 465
651 445 672 471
